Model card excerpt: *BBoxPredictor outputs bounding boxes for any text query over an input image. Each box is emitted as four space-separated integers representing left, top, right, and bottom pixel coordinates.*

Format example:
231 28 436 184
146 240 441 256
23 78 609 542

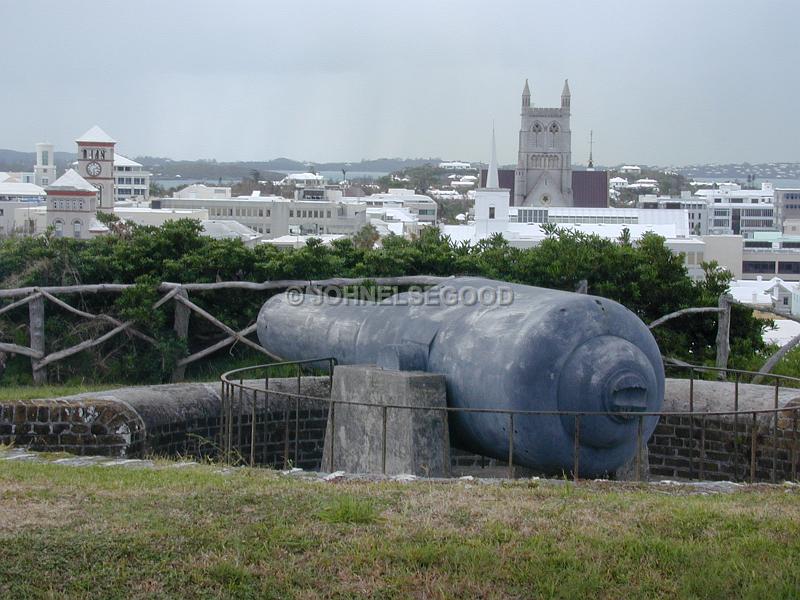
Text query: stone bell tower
514 79 573 207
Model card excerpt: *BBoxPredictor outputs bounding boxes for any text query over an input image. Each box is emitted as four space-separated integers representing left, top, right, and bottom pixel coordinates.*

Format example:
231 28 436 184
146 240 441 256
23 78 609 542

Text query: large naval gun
257 277 664 477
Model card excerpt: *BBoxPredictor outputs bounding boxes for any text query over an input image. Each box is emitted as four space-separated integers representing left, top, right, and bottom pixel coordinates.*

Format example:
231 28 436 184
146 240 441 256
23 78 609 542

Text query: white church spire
486 124 499 189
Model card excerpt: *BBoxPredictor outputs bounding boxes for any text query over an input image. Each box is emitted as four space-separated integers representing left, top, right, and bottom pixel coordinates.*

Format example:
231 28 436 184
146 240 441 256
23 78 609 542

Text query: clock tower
76 125 116 212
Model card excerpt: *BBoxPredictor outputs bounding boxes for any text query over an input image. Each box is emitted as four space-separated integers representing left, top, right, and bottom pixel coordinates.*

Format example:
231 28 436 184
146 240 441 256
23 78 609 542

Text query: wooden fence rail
0 278 795 385
0 276 449 384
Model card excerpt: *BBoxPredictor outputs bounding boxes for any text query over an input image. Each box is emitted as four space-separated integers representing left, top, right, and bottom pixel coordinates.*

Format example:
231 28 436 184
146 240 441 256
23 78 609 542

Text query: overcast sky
2 0 798 166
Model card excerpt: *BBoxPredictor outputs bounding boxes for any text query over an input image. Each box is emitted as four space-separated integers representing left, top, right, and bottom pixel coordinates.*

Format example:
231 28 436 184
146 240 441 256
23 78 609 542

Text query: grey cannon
257 277 664 477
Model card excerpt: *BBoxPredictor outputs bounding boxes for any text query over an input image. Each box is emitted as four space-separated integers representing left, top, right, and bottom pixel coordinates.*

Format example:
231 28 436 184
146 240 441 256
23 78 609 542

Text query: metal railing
219 357 336 467
219 360 800 483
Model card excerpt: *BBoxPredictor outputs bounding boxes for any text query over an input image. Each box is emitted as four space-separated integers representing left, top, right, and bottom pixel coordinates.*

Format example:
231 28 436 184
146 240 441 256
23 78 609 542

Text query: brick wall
0 398 144 456
647 412 799 482
0 379 331 467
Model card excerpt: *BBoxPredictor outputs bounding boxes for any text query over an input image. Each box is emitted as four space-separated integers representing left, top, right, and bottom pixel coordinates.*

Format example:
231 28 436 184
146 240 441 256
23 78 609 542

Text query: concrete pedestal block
322 365 449 477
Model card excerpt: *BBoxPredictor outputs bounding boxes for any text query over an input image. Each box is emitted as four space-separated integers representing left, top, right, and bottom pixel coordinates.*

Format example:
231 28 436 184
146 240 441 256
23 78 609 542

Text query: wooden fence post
171 286 190 382
28 293 46 385
715 293 732 379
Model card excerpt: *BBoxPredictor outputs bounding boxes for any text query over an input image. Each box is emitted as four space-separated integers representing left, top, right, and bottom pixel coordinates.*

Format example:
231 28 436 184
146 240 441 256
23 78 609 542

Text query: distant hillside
0 150 75 172
137 156 444 181
0 149 446 182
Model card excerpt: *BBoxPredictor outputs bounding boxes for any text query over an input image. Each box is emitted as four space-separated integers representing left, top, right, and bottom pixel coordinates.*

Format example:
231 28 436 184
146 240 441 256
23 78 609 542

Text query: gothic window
549 122 560 148
531 121 543 146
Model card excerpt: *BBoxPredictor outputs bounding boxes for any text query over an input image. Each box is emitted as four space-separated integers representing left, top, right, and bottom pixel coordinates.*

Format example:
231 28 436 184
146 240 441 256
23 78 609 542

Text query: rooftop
200 220 261 242
113 153 142 168
76 125 116 144
0 182 46 197
46 169 97 193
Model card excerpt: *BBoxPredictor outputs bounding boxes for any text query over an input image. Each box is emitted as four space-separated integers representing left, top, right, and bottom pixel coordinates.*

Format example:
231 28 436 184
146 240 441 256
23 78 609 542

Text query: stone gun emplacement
256 277 665 477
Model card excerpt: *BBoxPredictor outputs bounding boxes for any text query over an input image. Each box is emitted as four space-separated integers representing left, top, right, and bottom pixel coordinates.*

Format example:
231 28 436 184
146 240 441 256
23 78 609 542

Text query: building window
54 220 63 238
73 220 82 239
489 207 495 219
778 262 800 275
743 261 776 274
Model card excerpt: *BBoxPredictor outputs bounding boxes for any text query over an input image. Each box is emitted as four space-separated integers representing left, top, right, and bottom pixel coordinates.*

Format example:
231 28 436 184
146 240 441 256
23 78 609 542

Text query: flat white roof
764 320 800 346
115 207 205 215
201 220 260 240
0 182 45 196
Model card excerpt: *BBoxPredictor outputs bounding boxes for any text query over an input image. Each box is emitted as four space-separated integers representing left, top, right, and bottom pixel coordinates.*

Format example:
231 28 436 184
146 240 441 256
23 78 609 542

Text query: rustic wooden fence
0 276 447 384
0 279 797 385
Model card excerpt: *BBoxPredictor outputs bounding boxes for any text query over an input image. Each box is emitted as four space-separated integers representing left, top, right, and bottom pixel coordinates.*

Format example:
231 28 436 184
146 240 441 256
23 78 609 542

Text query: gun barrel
257 277 664 476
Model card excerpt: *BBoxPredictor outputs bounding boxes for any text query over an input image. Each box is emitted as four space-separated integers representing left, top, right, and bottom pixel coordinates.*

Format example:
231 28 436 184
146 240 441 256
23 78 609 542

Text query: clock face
86 161 102 177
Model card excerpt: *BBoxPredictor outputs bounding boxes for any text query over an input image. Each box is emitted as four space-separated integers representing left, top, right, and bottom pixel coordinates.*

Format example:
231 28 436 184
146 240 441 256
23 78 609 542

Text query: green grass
318 494 381 525
1 461 799 599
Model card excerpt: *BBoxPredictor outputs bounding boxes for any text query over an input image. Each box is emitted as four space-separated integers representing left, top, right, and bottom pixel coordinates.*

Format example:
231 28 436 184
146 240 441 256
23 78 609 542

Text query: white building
438 161 472 170
773 187 800 232
361 189 438 224
0 181 45 203
113 202 208 227
157 188 368 238
114 154 150 203
728 276 794 315
609 176 628 190
368 205 421 237
0 172 35 184
34 143 56 187
0 181 46 236
279 173 325 187
636 183 778 238
45 169 108 239
619 165 642 176
638 192 709 235
173 184 231 199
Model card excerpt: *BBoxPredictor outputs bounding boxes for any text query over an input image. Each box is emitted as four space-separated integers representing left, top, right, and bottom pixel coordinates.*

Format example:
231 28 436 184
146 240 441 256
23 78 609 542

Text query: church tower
474 126 510 237
514 79 573 207
76 126 116 212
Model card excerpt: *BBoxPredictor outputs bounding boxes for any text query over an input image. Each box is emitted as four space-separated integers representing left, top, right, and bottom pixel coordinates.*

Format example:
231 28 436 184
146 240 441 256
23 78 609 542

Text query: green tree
352 224 380 250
